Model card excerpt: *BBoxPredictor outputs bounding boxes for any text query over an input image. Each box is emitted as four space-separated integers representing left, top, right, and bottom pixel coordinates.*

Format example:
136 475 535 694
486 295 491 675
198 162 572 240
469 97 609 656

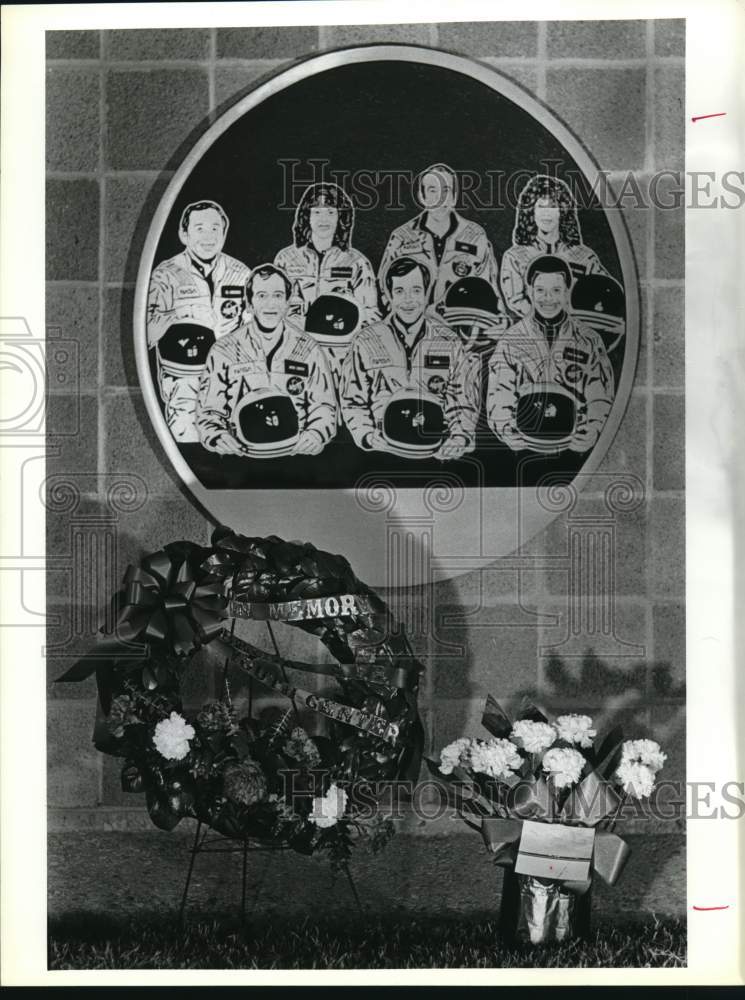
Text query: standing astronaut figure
378 162 500 309
196 264 336 458
340 257 480 462
487 255 615 455
147 200 250 442
500 175 609 318
274 183 378 392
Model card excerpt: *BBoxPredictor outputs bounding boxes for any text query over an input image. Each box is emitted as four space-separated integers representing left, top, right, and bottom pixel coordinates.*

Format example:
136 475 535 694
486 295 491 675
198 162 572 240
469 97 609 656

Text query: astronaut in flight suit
274 183 378 393
378 163 500 309
147 200 250 442
487 255 615 454
500 174 609 319
340 256 480 461
196 264 336 457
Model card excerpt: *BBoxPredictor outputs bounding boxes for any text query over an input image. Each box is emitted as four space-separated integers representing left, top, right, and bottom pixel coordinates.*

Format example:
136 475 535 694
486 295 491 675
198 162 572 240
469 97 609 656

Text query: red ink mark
693 905 730 911
691 113 726 122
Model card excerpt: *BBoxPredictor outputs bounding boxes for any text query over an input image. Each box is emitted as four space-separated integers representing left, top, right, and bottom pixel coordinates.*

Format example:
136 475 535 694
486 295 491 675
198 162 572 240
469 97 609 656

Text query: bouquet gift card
515 821 596 883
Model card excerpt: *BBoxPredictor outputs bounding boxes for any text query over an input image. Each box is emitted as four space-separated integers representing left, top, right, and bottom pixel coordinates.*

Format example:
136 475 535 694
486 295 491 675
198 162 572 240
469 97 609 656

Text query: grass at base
49 912 686 970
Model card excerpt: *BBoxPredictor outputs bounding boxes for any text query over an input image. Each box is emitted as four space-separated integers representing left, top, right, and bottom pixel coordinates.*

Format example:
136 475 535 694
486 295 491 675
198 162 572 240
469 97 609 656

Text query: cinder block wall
46 21 685 827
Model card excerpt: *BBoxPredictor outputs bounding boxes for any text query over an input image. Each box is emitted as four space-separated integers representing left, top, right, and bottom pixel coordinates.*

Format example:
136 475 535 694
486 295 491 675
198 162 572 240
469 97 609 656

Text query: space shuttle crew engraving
147 201 251 442
340 258 480 461
378 163 501 309
499 175 609 319
274 184 379 399
196 265 336 457
147 169 619 467
487 256 614 454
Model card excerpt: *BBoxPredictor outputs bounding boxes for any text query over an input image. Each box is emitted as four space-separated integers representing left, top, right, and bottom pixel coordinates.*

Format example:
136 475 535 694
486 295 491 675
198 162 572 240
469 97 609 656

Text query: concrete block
652 602 685 688
546 68 646 171
654 66 684 173
654 19 685 56
102 389 184 497
105 175 170 283
46 30 100 60
46 600 101 700
102 285 138 387
431 604 539 701
217 26 318 58
46 283 99 391
46 393 98 477
547 20 646 58
649 497 685 598
544 497 648 597
653 393 685 491
482 62 538 96
46 179 99 281
47 700 101 807
538 601 650 693
324 24 430 47
106 69 209 170
46 68 100 173
438 21 537 57
107 29 209 60
653 174 684 279
650 701 685 785
652 284 684 388
598 391 647 479
435 561 540 608
214 63 283 109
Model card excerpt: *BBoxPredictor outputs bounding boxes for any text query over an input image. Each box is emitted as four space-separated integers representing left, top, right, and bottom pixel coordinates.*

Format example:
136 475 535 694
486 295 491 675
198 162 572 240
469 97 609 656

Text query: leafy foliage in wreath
57 527 424 862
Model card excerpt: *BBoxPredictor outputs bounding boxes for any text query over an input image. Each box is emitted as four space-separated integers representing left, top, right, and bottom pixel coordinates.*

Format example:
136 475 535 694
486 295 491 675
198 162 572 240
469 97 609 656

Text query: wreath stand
178 618 364 927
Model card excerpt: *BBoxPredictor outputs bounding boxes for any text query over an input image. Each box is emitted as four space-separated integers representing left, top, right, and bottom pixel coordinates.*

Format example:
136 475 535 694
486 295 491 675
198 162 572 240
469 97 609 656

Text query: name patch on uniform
221 285 244 297
285 359 309 376
563 347 589 364
424 354 451 369
330 267 353 279
570 263 588 276
455 241 478 255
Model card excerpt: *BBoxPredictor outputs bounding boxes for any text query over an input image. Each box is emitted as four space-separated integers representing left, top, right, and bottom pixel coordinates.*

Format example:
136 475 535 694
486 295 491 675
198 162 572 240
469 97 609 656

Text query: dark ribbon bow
115 546 226 657
55 544 228 687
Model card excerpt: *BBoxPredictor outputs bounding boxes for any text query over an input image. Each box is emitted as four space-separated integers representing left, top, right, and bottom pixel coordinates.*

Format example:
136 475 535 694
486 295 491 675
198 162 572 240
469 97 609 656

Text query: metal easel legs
178 822 363 927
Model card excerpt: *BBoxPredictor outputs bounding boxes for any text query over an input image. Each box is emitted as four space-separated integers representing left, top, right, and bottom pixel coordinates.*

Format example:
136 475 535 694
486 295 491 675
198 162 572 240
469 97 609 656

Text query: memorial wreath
57 526 424 865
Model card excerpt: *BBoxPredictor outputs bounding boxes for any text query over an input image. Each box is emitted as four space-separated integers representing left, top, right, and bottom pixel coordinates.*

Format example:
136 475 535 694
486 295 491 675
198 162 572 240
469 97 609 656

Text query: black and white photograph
1 1 743 987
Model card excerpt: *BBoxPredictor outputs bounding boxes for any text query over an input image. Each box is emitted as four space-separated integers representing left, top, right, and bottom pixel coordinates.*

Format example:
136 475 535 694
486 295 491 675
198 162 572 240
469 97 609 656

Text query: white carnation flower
616 759 656 798
510 720 557 754
620 739 667 773
153 711 195 761
309 783 348 829
468 738 523 781
555 714 597 749
542 746 586 789
439 737 472 776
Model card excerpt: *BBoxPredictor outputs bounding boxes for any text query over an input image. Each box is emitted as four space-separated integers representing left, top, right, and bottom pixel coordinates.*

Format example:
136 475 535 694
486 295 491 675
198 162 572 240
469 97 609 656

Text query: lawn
49 912 686 970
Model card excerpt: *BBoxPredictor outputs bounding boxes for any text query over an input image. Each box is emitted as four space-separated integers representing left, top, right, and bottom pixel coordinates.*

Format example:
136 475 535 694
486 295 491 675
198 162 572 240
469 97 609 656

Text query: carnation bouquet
428 696 666 945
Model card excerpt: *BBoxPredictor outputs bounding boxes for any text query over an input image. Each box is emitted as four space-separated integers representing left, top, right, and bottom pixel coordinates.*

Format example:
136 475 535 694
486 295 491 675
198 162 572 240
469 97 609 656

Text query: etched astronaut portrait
136 46 638 496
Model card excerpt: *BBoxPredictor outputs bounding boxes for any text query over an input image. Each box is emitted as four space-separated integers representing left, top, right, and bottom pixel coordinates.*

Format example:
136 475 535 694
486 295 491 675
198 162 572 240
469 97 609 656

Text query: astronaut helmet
232 386 300 458
571 273 626 349
514 381 578 454
304 294 361 348
157 322 216 371
380 388 446 459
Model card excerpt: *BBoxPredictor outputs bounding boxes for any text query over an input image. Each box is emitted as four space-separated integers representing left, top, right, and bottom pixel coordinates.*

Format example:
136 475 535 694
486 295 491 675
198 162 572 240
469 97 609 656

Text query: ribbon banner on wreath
55 527 425 863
